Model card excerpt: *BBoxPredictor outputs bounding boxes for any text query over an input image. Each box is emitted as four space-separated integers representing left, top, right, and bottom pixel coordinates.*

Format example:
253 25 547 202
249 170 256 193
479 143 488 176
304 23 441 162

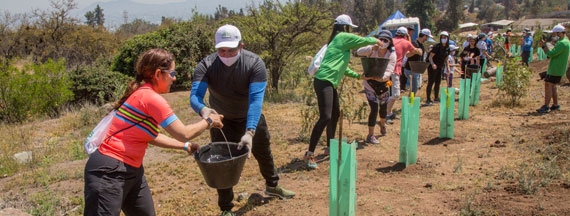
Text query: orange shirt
98 83 177 167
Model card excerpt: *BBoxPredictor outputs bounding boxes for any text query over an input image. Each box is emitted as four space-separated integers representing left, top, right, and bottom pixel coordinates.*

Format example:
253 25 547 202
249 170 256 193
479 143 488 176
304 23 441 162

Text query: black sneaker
425 100 433 106
550 104 561 111
537 105 550 113
434 98 440 103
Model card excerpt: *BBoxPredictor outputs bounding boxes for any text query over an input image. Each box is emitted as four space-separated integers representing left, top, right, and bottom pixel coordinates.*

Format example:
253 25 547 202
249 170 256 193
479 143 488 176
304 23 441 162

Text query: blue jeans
403 69 420 94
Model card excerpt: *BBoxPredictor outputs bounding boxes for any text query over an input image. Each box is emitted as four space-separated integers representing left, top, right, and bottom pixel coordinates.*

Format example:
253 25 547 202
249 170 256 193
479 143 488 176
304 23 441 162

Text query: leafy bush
497 57 532 106
70 57 131 105
0 59 73 122
111 19 215 89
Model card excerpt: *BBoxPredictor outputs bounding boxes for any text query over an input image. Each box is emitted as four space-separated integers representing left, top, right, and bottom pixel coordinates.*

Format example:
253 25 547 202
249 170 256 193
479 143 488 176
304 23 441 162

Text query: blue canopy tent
367 10 407 37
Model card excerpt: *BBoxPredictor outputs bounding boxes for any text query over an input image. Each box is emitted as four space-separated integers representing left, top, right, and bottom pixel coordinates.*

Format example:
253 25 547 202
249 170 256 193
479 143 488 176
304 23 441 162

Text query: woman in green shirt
305 14 381 168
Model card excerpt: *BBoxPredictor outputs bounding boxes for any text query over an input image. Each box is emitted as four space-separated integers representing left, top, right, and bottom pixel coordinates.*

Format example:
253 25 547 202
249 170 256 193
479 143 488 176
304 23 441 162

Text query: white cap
440 31 449 37
396 27 408 36
552 24 566 33
420 28 433 38
215 24 242 49
334 14 358 28
487 31 493 35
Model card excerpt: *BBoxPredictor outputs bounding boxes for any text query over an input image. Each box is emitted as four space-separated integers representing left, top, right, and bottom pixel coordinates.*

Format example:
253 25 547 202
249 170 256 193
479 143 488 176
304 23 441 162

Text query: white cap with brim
420 28 433 38
552 24 566 33
335 14 358 28
396 27 408 36
215 24 242 49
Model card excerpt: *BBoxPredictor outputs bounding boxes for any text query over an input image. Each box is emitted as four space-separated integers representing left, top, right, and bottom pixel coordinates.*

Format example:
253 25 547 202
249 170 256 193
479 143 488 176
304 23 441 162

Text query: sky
1 0 264 29
0 0 253 13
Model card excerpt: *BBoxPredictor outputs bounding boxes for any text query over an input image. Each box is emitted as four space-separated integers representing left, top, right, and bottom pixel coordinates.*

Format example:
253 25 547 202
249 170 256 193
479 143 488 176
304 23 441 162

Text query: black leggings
367 99 387 126
309 78 339 153
426 64 444 100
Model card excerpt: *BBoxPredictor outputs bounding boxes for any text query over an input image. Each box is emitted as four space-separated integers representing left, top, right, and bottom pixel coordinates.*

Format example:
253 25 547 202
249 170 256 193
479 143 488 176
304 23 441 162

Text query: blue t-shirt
522 36 533 51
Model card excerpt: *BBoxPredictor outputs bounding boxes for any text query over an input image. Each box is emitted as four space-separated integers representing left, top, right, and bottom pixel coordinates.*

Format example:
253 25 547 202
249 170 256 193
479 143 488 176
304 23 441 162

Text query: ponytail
112 48 174 110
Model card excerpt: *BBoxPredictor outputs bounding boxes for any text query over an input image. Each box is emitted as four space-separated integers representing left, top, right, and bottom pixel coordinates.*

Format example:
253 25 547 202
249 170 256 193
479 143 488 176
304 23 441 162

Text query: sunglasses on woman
161 70 177 78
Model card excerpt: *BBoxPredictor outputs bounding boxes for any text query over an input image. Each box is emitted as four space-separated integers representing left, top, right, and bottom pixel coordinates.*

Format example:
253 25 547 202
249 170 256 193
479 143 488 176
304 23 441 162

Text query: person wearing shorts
84 49 224 216
537 25 570 113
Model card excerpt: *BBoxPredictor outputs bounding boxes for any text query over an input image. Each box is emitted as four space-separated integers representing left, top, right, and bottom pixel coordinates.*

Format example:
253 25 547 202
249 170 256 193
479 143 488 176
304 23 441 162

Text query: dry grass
0 60 569 215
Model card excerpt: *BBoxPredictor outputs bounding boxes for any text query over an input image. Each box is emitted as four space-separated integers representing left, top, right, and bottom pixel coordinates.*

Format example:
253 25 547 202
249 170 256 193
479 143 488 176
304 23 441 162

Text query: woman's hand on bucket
186 142 200 155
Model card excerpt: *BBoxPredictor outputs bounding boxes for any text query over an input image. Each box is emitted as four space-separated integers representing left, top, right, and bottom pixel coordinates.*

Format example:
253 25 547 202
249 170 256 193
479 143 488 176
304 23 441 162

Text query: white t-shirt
476 40 487 58
444 55 456 74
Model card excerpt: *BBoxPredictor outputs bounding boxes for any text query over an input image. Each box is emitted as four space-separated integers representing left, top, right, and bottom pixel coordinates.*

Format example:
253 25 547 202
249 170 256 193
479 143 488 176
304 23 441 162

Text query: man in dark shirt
403 28 432 94
190 24 295 216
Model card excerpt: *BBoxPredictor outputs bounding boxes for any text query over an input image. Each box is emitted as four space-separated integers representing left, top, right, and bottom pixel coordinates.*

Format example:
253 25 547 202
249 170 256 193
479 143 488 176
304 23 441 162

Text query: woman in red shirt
84 49 223 216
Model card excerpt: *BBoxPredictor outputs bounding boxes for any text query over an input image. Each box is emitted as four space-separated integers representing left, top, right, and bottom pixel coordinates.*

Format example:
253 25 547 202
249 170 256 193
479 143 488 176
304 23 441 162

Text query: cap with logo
334 14 358 28
215 24 242 49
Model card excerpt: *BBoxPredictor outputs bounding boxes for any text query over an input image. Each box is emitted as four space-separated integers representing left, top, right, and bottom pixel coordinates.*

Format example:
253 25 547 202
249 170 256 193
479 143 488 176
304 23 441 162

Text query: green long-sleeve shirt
314 32 378 88
546 36 570 76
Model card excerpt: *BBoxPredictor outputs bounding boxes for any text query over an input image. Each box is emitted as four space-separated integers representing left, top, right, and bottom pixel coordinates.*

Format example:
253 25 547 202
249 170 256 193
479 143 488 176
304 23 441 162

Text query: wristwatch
205 117 213 128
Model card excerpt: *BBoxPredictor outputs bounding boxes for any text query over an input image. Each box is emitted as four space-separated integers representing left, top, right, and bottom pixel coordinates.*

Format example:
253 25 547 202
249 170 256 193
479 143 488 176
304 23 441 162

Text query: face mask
441 39 448 44
553 36 560 41
380 42 389 49
219 51 240 66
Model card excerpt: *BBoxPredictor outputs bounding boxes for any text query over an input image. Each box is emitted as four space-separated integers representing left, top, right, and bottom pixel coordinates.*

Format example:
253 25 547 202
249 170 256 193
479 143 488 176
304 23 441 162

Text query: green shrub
498 57 532 106
111 20 215 90
70 57 131 105
0 59 73 122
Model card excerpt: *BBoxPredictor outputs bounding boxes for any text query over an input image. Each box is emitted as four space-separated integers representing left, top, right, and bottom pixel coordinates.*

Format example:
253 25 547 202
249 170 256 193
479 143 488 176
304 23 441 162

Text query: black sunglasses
161 70 176 78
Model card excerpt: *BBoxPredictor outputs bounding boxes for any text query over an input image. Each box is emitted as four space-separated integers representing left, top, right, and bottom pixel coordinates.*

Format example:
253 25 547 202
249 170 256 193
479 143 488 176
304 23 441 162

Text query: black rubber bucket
466 64 480 78
408 61 429 74
361 57 389 78
194 142 249 189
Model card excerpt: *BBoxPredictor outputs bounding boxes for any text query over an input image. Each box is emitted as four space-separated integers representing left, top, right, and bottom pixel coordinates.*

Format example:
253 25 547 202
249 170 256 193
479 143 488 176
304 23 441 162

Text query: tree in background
436 0 462 32
94 5 104 27
405 0 436 29
477 0 504 22
237 0 332 92
84 4 104 28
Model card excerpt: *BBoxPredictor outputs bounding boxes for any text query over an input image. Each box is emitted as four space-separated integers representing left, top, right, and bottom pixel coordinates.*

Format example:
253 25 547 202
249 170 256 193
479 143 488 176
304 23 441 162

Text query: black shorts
545 74 562 84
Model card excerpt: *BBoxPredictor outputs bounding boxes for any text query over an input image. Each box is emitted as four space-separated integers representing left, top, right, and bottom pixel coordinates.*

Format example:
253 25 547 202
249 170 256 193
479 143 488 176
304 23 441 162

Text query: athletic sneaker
380 126 387 136
386 118 394 124
387 113 399 120
537 105 550 113
221 211 235 216
434 98 440 103
550 104 561 111
366 135 380 144
265 185 295 199
323 147 330 156
425 100 434 106
304 151 317 169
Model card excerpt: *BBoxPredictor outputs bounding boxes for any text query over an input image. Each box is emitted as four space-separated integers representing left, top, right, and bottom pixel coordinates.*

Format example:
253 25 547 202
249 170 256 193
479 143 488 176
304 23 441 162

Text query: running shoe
304 151 317 169
366 135 380 144
550 104 561 111
537 105 550 113
221 211 235 216
265 185 295 199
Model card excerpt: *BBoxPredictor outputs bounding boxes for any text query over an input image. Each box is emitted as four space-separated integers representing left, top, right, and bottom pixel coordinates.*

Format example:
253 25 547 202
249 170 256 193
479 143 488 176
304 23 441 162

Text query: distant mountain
73 0 261 29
